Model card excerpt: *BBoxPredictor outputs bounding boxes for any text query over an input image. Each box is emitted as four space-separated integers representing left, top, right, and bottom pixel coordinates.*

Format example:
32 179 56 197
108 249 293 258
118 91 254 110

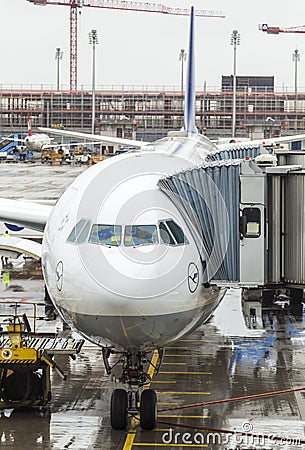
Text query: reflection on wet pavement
1 287 305 449
0 164 87 201
0 158 302 450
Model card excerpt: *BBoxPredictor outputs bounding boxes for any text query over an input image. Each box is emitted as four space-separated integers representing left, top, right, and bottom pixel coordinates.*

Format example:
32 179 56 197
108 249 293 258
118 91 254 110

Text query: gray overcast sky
1 0 305 90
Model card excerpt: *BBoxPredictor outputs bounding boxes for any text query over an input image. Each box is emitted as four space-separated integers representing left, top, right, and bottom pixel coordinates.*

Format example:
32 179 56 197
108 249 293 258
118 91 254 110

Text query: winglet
182 6 198 135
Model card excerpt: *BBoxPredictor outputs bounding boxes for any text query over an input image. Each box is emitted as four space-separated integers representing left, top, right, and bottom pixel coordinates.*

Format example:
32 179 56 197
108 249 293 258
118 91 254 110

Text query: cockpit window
89 225 121 246
67 219 91 244
124 225 158 247
166 220 185 244
159 221 175 245
159 220 186 245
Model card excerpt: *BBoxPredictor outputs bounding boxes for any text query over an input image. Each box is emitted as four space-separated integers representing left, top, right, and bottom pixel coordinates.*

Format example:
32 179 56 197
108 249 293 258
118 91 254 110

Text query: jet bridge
158 144 305 306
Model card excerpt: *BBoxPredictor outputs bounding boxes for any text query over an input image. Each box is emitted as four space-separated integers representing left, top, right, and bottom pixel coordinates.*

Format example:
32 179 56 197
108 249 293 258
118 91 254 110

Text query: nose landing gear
103 348 162 430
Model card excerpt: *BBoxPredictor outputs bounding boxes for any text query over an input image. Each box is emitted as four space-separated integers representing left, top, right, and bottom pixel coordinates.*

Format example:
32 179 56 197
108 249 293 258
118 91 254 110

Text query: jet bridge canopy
158 160 241 282
205 143 260 163
159 146 305 289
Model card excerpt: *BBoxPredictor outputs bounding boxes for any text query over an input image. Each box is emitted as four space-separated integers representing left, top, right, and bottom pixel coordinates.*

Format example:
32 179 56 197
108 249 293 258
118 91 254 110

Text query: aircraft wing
5 137 26 143
263 133 305 144
216 133 305 150
0 199 52 232
38 127 149 149
0 236 42 260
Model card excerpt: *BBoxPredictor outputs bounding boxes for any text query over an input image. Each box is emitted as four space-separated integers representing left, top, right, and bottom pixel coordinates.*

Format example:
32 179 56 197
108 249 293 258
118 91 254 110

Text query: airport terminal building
1 76 305 142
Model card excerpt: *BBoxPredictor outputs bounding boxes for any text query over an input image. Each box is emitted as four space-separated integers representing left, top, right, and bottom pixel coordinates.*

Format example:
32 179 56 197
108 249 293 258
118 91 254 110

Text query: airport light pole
230 30 240 138
89 29 99 134
293 49 300 121
55 47 63 91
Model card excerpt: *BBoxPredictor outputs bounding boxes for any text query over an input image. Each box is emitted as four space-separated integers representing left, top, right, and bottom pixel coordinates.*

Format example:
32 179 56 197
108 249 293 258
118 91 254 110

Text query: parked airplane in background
6 113 53 152
0 7 304 432
7 114 103 153
24 114 53 151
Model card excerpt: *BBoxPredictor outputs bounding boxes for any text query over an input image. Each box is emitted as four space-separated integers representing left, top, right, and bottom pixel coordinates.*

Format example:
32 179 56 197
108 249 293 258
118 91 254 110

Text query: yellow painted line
119 316 132 347
145 349 159 389
158 415 211 419
154 428 173 432
164 346 189 349
156 391 211 395
151 380 176 384
162 362 187 365
122 432 136 450
159 371 212 375
130 416 139 427
158 402 179 405
123 350 159 449
132 444 208 447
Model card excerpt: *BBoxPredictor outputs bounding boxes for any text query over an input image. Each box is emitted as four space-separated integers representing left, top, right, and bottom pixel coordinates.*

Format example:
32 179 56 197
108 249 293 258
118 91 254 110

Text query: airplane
0 7 305 431
6 114 105 154
24 115 53 151
4 113 53 152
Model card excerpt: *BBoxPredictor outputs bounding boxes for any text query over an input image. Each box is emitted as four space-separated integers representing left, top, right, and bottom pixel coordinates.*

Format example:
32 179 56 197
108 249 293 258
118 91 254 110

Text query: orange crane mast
27 0 225 91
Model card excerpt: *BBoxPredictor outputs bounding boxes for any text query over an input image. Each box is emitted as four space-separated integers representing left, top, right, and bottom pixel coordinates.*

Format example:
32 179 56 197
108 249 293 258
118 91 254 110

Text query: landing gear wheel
140 389 157 430
110 388 128 430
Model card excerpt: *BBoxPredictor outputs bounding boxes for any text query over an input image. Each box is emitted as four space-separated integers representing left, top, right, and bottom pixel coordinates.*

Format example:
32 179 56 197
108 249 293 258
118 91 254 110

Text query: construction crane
259 23 305 35
27 0 225 91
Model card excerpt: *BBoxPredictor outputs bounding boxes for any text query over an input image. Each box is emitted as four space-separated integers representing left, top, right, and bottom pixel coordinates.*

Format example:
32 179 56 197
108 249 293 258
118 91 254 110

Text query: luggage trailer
0 301 84 408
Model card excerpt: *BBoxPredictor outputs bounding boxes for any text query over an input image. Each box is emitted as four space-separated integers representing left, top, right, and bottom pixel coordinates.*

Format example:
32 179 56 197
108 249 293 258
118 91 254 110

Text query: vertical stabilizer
27 112 32 137
183 6 198 135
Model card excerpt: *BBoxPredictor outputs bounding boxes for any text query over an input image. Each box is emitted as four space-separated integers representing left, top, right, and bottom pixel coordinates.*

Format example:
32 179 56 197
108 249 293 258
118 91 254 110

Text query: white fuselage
42 135 224 351
24 134 51 151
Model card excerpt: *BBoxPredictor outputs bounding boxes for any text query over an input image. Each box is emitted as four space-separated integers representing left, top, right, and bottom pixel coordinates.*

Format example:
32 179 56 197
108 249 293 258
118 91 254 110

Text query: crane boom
27 0 225 91
28 0 225 18
259 23 305 34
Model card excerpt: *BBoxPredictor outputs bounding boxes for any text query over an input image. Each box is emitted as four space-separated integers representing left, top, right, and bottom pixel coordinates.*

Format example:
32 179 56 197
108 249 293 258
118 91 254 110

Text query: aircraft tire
140 389 157 430
110 388 128 430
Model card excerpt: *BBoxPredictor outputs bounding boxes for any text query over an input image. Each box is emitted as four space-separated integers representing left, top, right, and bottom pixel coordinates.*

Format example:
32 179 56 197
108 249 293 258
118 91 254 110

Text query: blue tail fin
182 6 198 135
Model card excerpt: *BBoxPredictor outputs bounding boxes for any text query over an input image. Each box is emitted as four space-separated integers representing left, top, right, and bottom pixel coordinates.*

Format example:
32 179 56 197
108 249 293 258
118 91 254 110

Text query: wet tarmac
1 165 305 449
0 163 87 201
1 280 305 449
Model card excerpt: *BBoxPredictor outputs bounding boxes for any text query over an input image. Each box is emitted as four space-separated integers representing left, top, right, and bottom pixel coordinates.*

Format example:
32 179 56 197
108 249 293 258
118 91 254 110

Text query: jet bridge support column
239 161 267 286
268 175 282 283
265 163 304 286
239 162 305 331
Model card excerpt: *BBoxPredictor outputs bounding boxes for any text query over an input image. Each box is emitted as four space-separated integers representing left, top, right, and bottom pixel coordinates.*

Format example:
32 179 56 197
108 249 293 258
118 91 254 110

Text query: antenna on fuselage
182 6 198 135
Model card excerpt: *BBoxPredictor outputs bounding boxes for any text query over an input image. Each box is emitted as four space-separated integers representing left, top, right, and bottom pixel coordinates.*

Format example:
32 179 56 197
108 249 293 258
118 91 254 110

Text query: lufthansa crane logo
56 261 64 291
188 262 199 293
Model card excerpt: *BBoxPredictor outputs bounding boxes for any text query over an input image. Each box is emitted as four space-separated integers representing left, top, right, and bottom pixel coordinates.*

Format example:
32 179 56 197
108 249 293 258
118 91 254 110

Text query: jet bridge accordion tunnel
158 145 305 298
